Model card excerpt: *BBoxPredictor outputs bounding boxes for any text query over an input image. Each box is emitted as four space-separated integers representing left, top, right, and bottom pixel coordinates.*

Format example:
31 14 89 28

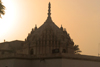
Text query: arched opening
52 49 59 53
30 49 33 55
62 49 66 53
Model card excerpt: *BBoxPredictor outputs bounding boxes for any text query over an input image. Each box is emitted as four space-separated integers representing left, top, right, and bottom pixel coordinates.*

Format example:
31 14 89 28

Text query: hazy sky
0 0 100 56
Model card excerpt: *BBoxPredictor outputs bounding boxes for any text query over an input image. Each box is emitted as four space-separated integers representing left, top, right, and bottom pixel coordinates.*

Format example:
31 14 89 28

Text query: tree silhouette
74 45 82 54
0 0 5 18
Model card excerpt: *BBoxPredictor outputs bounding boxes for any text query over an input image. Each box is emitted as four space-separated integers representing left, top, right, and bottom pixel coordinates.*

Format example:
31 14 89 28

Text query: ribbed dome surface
23 2 74 55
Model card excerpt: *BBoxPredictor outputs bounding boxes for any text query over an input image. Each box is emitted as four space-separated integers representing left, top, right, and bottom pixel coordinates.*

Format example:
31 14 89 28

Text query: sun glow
0 0 17 39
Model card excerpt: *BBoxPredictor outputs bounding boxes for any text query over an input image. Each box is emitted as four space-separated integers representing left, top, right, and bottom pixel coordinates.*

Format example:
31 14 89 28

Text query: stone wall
14 59 31 67
0 59 14 67
0 54 100 67
32 59 62 67
0 59 31 67
62 59 100 67
0 58 100 67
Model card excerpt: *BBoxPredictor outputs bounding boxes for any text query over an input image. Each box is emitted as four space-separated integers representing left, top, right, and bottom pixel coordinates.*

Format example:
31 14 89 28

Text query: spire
4 39 5 42
61 25 62 27
35 24 37 27
60 25 63 31
48 2 51 17
31 28 34 33
32 28 33 31
45 2 53 22
35 24 37 30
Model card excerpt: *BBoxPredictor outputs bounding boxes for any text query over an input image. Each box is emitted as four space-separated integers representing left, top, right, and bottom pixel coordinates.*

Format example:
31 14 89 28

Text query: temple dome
24 2 74 55
26 2 67 42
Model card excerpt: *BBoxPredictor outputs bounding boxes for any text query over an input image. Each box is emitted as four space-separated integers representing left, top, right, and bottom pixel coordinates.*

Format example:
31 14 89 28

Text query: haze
0 0 100 56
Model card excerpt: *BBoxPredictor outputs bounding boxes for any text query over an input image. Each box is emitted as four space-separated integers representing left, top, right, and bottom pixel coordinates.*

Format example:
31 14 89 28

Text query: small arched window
30 49 33 55
62 49 66 53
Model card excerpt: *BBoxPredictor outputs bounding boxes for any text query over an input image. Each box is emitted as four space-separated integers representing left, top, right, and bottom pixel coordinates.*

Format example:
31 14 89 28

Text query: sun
0 0 17 40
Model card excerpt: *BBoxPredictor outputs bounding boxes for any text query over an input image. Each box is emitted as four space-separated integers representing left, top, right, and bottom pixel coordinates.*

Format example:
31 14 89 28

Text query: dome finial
45 2 53 22
48 2 51 17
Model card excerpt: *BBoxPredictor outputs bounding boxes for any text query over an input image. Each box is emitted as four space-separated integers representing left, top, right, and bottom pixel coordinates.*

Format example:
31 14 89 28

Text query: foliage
0 0 5 18
74 45 82 54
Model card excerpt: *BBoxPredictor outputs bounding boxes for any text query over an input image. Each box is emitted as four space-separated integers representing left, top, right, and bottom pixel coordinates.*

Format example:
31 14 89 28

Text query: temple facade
0 2 100 67
0 2 75 57
19 2 75 56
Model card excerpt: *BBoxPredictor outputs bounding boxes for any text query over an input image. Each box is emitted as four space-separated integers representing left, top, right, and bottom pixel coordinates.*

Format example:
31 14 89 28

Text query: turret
60 25 63 31
35 24 37 30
